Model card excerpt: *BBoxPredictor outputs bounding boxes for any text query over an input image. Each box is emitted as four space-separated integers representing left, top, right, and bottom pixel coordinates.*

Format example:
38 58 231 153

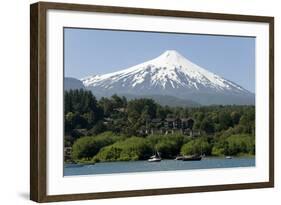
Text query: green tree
64 89 103 131
212 134 255 156
88 121 107 135
181 138 211 156
200 117 215 134
218 112 233 131
231 111 241 125
71 132 122 162
93 137 153 162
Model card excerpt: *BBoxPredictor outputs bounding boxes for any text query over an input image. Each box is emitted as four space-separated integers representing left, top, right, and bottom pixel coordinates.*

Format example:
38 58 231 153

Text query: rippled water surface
64 157 255 176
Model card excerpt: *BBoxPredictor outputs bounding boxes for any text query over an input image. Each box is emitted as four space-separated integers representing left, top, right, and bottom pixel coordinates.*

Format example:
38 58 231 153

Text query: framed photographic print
30 1 274 202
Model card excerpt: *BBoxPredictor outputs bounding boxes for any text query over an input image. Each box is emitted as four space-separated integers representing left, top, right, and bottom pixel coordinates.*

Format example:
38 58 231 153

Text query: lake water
64 157 255 176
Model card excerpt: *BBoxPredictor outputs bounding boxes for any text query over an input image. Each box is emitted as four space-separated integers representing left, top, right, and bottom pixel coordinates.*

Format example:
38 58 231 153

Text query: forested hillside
64 89 255 163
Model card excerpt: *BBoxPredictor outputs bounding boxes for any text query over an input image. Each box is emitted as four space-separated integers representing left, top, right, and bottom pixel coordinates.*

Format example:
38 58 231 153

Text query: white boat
182 154 202 161
148 150 161 162
175 155 184 160
225 156 232 159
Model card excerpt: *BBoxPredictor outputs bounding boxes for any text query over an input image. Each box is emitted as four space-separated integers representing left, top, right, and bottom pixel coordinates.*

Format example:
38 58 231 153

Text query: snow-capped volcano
81 50 254 105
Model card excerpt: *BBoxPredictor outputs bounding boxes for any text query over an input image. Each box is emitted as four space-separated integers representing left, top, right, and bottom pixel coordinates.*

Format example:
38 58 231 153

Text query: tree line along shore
64 89 255 164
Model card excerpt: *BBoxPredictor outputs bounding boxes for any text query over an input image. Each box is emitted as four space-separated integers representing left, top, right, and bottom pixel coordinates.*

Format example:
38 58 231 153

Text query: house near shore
139 117 199 137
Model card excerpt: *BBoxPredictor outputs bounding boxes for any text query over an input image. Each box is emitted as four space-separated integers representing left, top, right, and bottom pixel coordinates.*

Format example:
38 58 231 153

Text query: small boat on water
175 155 185 160
182 154 202 161
148 150 161 162
225 156 232 159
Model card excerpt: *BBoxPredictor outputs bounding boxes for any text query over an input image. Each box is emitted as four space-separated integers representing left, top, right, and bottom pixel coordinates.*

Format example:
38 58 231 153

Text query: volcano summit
81 50 254 105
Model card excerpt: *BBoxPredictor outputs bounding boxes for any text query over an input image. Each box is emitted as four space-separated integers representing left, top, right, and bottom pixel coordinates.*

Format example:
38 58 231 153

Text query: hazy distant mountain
117 94 200 107
81 50 255 106
64 77 85 90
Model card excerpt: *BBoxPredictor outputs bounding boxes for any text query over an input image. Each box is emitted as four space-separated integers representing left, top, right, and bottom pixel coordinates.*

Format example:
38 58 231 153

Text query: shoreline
65 155 255 165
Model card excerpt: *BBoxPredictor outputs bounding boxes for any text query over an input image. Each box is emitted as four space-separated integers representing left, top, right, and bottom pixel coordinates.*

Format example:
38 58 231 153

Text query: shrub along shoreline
70 131 255 164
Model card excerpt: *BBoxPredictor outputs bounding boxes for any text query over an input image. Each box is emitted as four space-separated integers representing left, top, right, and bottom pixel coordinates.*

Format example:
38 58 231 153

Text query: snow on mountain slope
82 50 249 94
81 50 254 105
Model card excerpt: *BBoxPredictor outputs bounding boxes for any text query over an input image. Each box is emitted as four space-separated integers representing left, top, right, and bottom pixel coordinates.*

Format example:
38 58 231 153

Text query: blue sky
64 28 255 92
